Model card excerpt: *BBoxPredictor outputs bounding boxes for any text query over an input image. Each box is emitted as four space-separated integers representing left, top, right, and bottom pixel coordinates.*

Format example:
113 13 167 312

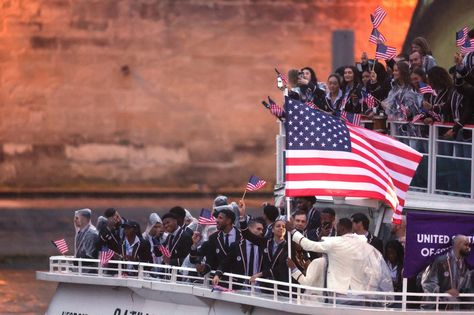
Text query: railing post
229 275 233 290
78 260 82 275
402 277 407 311
430 125 438 194
435 296 439 311
138 264 144 279
171 268 177 283
296 287 301 305
118 262 122 278
426 124 433 194
98 260 103 277
273 283 278 301
49 257 53 273
471 132 474 199
332 292 336 307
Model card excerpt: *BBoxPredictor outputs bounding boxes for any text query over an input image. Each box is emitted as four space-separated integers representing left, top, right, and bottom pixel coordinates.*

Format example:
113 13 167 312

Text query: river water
0 268 56 315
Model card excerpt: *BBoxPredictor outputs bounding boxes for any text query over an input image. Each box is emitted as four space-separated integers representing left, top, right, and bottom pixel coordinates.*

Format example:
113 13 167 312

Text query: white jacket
292 231 392 294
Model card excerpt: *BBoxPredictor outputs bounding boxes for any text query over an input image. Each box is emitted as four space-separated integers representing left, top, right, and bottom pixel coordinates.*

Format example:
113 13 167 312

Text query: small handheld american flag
158 244 171 258
51 239 69 255
99 247 115 266
370 6 387 29
246 175 266 191
212 285 234 292
369 28 386 45
275 68 288 85
460 38 474 55
340 111 362 126
362 91 376 109
419 82 437 96
375 43 397 60
456 27 468 47
268 96 284 118
198 208 217 225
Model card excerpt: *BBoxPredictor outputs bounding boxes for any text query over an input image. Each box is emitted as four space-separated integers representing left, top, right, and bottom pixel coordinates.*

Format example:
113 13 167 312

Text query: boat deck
37 256 474 314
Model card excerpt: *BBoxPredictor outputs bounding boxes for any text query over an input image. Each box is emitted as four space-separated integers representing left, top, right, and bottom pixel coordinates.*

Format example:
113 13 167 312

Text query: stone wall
0 0 416 190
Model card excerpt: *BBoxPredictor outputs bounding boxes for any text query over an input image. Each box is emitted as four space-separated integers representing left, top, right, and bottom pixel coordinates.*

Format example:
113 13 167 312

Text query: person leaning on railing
120 221 153 274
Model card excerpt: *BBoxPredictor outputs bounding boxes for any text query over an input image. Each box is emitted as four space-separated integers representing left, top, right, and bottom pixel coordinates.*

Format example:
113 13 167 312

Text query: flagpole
286 196 292 302
372 58 378 72
241 189 247 201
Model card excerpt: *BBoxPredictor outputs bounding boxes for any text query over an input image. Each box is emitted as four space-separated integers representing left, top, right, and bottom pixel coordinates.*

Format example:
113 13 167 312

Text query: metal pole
373 202 385 237
402 277 408 311
286 196 292 303
470 128 474 199
431 125 438 194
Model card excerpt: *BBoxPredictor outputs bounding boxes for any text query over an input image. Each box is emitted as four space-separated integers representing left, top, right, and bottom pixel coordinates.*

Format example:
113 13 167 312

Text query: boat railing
46 256 474 311
360 120 474 199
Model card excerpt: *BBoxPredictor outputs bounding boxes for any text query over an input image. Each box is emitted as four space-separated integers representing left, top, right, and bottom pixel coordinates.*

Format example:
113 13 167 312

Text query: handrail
381 120 474 200
45 256 474 311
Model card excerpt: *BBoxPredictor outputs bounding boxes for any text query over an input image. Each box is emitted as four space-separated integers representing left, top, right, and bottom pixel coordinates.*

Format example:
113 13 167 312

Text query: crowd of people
70 193 471 309
282 34 474 159
66 34 474 309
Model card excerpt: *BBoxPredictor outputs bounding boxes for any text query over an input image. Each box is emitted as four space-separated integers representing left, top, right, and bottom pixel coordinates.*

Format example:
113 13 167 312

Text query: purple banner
404 210 474 278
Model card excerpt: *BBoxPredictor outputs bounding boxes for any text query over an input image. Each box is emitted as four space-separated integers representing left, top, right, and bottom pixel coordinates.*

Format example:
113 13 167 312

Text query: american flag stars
285 99 350 151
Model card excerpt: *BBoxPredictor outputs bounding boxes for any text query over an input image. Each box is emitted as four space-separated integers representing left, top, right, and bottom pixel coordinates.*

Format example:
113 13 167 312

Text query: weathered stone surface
0 0 416 189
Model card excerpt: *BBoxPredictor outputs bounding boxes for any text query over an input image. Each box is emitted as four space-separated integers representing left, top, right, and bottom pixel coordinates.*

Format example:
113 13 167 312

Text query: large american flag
198 208 217 225
99 247 115 266
246 175 266 191
52 239 69 254
284 98 422 224
456 27 468 47
375 43 397 60
370 6 387 29
369 28 386 45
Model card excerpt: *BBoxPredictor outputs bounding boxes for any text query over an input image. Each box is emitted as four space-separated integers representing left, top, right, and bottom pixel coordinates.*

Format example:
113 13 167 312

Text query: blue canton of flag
285 99 351 152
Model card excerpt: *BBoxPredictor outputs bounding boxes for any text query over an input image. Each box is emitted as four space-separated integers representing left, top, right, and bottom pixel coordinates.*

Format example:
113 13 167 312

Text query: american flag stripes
159 244 171 258
375 43 397 60
284 98 422 224
305 101 318 110
428 110 441 122
340 111 362 126
52 239 69 254
456 27 468 47
460 38 474 55
198 208 217 225
246 175 267 191
268 97 284 118
369 28 386 44
363 92 376 109
411 113 425 123
370 6 387 29
212 285 234 292
275 68 288 85
419 82 437 96
99 247 115 266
